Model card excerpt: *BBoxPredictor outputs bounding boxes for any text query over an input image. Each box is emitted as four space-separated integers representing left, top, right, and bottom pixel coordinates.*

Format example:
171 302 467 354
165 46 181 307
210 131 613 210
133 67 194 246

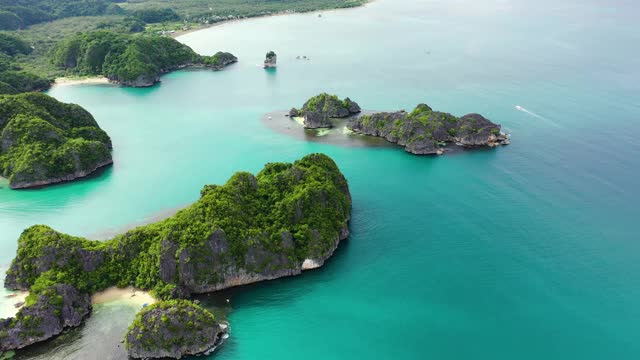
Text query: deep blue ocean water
1 0 639 358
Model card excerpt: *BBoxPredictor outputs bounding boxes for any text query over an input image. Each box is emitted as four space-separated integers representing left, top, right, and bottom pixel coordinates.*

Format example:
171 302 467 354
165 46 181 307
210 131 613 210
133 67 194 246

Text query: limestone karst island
1 0 636 359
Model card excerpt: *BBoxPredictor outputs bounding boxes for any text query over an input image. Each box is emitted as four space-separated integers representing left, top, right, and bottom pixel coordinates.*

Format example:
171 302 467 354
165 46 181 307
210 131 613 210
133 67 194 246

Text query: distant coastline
173 1 372 39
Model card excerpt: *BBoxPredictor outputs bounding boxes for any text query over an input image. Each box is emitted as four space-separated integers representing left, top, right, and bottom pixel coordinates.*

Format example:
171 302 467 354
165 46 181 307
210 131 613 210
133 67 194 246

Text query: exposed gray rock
264 51 277 68
8 157 113 190
290 93 361 129
126 300 228 359
0 284 91 351
109 52 238 87
348 103 509 154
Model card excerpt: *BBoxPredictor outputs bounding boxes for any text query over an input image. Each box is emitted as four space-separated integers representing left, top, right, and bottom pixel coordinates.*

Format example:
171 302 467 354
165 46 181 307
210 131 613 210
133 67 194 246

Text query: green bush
6 154 351 299
0 92 112 187
51 30 231 84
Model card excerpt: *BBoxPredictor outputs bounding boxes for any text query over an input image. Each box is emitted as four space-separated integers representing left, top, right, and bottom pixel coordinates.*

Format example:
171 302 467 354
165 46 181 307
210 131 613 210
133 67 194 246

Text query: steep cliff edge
2 153 350 351
126 300 228 359
0 283 91 351
0 92 112 189
348 103 509 154
289 93 361 128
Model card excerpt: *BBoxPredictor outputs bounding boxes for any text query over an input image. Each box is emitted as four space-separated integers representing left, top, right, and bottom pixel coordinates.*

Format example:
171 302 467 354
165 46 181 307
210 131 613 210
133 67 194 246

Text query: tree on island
264 51 277 68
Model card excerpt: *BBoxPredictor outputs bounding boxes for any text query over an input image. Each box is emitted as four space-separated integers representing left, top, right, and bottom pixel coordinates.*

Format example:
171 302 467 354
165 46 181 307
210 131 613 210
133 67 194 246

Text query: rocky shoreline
283 94 510 154
113 53 238 87
9 158 114 190
1 154 351 357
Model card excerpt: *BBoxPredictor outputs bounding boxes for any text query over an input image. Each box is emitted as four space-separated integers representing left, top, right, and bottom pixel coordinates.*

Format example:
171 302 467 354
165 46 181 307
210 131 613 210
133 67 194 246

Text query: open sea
1 0 639 358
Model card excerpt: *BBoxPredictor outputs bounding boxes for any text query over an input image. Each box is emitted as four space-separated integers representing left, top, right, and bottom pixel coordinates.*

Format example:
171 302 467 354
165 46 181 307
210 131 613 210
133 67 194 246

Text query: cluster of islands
286 93 510 154
1 153 352 358
0 2 511 359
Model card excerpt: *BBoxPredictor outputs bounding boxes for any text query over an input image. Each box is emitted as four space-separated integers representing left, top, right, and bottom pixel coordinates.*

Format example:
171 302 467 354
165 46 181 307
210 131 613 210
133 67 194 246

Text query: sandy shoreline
1 290 28 318
53 76 111 87
91 286 156 306
174 2 372 39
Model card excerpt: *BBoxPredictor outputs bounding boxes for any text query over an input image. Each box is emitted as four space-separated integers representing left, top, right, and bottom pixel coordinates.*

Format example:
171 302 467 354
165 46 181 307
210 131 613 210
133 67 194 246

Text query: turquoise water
2 0 640 358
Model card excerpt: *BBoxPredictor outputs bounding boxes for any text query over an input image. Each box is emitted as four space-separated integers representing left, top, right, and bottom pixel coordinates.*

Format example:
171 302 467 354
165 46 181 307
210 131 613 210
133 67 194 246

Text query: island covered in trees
286 93 510 154
0 92 112 189
52 31 237 87
1 153 351 357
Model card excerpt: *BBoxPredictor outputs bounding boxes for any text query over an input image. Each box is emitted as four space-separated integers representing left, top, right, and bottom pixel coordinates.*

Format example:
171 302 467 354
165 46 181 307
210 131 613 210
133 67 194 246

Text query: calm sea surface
1 0 639 358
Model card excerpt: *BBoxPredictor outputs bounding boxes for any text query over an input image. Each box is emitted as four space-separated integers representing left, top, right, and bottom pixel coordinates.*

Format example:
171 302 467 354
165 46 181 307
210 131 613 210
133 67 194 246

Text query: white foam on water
515 105 560 127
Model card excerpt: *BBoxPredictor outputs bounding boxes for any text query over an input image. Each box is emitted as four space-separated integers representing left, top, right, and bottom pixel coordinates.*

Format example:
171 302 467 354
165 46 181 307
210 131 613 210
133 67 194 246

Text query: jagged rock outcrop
289 93 361 129
348 103 509 154
126 300 228 359
0 284 91 351
264 51 277 68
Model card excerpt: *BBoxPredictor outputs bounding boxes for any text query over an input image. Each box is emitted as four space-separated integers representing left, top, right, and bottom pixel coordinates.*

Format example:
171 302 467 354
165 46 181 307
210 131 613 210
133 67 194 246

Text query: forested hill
0 33 51 94
0 0 123 30
51 31 237 86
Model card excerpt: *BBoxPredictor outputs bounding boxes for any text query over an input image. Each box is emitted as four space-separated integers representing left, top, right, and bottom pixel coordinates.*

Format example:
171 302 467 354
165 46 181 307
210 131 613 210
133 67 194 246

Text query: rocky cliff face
5 154 351 298
9 157 113 189
0 93 113 189
289 93 361 129
162 221 349 295
126 300 228 359
348 104 509 154
110 52 238 87
264 51 277 68
0 284 91 351
3 153 350 353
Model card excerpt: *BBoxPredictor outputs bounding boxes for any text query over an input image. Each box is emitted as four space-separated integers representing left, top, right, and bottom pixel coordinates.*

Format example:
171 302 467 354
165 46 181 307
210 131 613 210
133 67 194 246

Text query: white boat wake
515 105 560 127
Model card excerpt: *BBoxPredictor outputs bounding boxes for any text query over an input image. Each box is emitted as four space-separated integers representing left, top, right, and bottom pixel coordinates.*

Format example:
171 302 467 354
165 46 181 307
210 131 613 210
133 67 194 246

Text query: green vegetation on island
0 92 112 188
2 153 350 351
348 103 510 154
0 0 124 30
0 281 91 351
126 300 228 359
289 93 361 128
3 0 367 78
0 33 51 94
5 153 351 298
51 30 237 87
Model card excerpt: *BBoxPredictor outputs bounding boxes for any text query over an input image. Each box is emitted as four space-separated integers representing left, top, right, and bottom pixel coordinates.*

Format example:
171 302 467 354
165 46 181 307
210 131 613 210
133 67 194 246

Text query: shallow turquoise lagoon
1 0 639 358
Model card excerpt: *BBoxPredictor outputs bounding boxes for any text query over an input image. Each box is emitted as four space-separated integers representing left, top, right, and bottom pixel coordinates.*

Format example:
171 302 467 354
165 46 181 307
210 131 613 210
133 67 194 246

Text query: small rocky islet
289 93 361 128
288 93 510 154
126 300 229 359
0 92 113 189
0 153 351 358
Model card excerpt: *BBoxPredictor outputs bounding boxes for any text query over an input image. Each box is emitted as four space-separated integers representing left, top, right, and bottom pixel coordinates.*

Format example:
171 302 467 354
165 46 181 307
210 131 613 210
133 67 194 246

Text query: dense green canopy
0 33 51 94
51 30 236 85
0 92 112 188
5 153 351 298
0 0 118 29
